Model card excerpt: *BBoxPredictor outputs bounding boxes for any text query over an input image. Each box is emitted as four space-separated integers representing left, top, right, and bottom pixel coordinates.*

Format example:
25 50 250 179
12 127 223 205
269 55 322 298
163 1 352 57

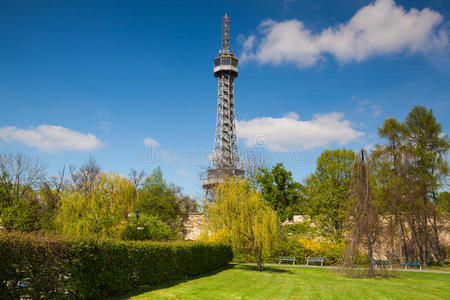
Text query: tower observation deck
202 14 244 197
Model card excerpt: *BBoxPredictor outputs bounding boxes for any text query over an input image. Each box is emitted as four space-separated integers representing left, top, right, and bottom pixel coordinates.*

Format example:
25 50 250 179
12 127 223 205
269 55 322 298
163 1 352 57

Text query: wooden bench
278 256 296 265
403 261 422 270
306 257 324 266
373 259 391 268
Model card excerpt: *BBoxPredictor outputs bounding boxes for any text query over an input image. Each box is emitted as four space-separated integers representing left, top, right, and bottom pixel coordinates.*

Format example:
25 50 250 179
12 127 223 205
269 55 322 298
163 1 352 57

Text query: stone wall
183 213 205 240
182 213 449 260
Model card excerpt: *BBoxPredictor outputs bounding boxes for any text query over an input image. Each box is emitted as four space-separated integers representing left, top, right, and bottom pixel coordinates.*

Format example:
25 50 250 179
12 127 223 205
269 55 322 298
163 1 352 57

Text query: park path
236 263 450 275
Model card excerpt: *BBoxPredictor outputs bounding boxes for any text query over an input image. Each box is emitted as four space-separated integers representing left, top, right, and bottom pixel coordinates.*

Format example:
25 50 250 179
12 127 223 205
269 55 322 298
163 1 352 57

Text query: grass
115 264 450 300
428 264 450 272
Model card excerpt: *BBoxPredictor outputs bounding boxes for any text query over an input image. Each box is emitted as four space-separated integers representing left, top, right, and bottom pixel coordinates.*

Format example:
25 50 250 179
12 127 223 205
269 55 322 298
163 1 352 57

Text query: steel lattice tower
202 14 244 197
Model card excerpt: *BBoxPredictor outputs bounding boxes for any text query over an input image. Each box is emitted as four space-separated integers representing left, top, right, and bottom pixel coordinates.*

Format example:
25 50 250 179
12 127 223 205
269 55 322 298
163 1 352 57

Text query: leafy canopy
255 163 303 221
55 172 134 239
304 148 355 240
205 177 279 270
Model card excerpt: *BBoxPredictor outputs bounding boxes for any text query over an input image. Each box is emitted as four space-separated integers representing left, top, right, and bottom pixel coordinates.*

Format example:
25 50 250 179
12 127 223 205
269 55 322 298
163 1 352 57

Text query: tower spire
221 13 231 55
202 14 244 199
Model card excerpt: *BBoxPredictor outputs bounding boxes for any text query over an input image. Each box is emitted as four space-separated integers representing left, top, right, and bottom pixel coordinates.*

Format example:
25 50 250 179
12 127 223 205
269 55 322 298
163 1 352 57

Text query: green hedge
0 232 232 299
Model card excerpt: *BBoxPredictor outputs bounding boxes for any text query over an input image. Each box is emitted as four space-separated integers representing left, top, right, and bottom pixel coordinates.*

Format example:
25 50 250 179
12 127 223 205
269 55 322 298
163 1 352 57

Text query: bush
0 232 232 299
0 198 39 232
271 237 347 265
121 213 179 241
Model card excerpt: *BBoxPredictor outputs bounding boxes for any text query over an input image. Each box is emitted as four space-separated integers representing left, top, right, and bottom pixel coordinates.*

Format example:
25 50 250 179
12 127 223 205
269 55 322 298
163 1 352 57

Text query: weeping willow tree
341 149 381 277
205 177 279 271
55 173 134 239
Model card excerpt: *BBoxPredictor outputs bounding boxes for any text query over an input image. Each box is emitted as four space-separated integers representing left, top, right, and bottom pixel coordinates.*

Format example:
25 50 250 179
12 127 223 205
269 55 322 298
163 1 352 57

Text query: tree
403 106 449 266
0 152 45 206
0 153 45 231
70 157 100 193
121 213 177 241
136 167 181 225
205 177 278 271
436 191 450 214
304 149 355 240
341 149 380 278
129 168 145 203
255 163 303 221
177 195 199 214
372 118 407 262
373 106 449 265
55 173 134 239
241 151 270 180
39 167 68 231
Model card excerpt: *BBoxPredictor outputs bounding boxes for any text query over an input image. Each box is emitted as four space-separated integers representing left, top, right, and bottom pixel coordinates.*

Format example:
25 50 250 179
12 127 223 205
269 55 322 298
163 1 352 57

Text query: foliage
0 172 11 210
0 153 44 231
255 163 303 221
372 105 449 265
275 237 348 265
304 149 355 241
0 232 232 299
0 198 38 232
282 222 318 237
436 191 450 214
136 167 182 226
205 177 279 270
121 213 178 241
55 172 134 239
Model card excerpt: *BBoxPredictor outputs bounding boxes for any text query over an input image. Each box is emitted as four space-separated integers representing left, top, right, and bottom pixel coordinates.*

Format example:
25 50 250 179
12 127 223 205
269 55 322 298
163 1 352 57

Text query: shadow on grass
108 265 234 300
237 264 293 274
331 267 401 280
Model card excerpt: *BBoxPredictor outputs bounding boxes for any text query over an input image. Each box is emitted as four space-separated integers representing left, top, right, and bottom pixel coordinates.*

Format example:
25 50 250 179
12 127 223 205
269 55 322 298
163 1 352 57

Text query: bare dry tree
0 152 46 206
341 149 381 278
40 167 67 211
69 157 100 192
129 169 145 202
241 150 270 180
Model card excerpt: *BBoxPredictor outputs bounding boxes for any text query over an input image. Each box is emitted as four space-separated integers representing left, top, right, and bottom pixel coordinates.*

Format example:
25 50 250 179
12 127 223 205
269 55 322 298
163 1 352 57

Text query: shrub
0 232 232 299
0 198 38 232
121 213 178 241
273 237 347 265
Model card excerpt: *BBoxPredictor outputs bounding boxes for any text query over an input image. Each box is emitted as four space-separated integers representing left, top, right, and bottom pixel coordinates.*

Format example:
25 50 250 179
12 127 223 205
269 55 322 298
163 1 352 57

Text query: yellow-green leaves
55 173 134 239
205 177 278 270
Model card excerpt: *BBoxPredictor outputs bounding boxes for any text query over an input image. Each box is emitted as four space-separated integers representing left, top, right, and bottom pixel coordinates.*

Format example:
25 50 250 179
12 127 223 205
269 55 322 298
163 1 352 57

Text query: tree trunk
431 212 444 265
421 214 428 267
255 248 263 271
256 261 262 271
367 233 375 278
397 216 403 264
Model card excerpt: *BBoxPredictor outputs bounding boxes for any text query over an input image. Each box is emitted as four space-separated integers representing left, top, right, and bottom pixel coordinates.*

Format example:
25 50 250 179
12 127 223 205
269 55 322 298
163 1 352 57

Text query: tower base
202 168 244 199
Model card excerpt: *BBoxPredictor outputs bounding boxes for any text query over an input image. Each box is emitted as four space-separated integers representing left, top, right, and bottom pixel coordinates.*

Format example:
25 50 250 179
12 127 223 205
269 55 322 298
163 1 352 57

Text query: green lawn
117 264 450 300
428 264 450 272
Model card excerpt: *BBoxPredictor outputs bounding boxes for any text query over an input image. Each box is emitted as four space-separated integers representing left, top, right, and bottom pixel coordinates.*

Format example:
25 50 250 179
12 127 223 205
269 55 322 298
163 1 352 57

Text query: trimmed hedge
0 232 232 299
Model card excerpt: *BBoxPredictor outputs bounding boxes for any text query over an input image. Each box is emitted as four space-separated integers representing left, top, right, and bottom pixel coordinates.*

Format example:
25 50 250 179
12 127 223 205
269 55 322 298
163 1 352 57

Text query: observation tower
202 14 244 198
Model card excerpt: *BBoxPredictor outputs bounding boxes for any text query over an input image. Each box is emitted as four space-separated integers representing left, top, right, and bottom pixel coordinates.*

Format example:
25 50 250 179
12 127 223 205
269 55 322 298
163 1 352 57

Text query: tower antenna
221 14 231 55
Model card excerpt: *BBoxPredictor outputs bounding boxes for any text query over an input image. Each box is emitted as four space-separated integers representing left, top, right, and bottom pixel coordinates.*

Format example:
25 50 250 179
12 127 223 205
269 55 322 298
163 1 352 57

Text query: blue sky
1 0 449 198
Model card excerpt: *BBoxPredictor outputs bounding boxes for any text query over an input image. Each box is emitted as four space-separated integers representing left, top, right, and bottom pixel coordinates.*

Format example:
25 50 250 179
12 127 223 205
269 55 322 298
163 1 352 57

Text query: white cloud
355 98 382 117
283 111 300 120
99 121 111 132
177 169 190 177
144 137 159 147
241 0 447 67
371 104 382 117
237 112 364 152
0 125 102 153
